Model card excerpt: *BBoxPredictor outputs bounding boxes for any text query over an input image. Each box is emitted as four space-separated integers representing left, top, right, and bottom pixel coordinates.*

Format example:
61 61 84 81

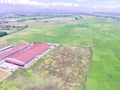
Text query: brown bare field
0 69 11 81
30 45 91 90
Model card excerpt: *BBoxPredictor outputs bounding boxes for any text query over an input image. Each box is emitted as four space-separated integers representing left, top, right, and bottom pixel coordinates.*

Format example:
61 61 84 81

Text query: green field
0 16 120 90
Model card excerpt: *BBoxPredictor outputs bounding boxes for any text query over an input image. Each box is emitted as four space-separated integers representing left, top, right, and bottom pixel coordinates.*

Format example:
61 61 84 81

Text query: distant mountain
0 3 120 14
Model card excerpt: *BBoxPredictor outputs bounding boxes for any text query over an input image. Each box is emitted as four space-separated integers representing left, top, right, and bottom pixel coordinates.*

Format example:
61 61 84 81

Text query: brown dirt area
0 69 11 81
30 45 91 90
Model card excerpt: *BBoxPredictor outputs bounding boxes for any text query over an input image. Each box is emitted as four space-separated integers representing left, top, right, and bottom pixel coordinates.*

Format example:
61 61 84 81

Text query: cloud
107 0 118 3
76 0 86 2
1 0 119 9
0 0 80 7
36 2 80 7
0 0 39 5
93 5 120 9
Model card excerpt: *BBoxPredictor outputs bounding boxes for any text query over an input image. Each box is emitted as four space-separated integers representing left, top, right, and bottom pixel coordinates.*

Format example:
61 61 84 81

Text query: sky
0 0 120 9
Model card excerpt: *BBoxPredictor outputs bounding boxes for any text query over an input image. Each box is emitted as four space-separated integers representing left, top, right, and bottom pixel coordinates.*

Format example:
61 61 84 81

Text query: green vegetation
0 15 120 90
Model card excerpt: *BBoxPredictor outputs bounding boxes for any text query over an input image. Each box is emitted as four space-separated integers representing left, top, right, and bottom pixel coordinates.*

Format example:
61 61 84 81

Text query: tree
0 31 7 37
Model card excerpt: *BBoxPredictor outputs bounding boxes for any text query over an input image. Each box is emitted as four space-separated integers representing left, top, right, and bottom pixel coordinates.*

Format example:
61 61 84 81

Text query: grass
0 15 120 90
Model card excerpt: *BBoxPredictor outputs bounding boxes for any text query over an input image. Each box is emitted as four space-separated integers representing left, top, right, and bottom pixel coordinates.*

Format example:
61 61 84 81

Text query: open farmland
0 15 120 90
0 45 91 90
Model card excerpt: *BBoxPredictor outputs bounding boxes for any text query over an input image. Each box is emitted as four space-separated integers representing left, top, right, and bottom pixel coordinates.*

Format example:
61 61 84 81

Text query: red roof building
6 43 51 66
0 44 29 60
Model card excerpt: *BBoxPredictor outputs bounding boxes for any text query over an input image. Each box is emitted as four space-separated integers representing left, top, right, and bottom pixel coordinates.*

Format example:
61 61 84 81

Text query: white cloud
93 5 120 9
107 0 117 3
0 0 80 7
76 0 86 2
102 6 116 9
93 6 98 9
0 0 39 5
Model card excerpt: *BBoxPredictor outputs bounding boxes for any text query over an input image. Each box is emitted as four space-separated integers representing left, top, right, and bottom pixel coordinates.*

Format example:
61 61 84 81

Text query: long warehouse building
6 42 52 66
0 44 29 60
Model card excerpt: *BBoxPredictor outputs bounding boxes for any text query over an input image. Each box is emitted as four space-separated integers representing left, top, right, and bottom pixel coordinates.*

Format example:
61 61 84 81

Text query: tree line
0 25 28 30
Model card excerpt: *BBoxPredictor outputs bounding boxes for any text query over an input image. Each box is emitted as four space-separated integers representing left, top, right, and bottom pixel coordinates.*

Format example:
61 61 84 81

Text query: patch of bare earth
29 45 91 90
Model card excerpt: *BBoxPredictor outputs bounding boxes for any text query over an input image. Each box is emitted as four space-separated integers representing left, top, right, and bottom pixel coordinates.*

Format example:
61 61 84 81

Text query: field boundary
85 47 93 90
